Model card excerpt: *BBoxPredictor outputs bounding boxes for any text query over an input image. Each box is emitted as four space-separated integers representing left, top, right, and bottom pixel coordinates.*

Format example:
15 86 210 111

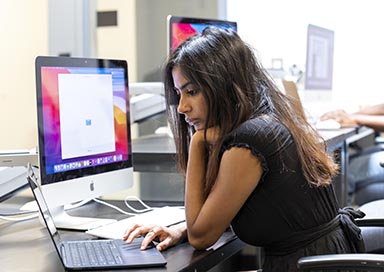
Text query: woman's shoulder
222 116 290 149
236 116 288 137
221 116 293 163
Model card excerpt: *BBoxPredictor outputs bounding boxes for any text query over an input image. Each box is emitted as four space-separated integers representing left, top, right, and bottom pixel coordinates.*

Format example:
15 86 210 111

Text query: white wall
48 0 97 58
97 0 137 82
0 0 136 150
227 0 384 115
0 0 48 149
3 0 382 150
134 0 225 82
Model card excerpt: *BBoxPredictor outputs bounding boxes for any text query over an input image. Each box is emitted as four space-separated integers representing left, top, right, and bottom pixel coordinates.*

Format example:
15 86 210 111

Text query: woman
123 27 365 271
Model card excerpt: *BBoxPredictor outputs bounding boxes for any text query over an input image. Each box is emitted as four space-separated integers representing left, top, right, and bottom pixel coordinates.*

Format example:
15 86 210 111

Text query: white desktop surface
0 149 38 167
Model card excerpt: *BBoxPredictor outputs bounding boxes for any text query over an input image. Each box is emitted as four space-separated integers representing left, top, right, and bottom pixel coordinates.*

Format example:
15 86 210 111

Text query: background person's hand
123 222 187 251
320 109 358 127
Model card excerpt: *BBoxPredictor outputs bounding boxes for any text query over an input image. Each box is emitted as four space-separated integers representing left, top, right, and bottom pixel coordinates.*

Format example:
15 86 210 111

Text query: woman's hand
122 222 187 251
192 127 221 147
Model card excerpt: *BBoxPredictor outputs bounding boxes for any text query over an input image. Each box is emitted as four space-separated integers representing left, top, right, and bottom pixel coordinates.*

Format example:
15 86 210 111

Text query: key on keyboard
86 206 185 239
64 240 123 267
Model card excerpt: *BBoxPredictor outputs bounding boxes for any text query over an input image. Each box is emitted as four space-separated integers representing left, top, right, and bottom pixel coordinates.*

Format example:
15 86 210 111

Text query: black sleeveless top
221 117 365 271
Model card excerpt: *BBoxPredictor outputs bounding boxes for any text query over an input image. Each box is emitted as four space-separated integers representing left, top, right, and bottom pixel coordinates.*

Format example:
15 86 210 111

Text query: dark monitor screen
167 15 237 53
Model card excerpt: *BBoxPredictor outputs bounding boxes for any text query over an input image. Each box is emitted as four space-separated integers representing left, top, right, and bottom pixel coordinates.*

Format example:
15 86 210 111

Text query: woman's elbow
187 234 217 250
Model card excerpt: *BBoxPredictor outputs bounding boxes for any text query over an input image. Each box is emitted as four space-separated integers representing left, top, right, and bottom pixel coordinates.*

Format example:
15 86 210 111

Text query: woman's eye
186 88 198 95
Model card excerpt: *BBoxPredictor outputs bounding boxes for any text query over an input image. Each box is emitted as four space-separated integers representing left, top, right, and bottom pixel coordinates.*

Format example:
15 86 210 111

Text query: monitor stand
49 205 117 231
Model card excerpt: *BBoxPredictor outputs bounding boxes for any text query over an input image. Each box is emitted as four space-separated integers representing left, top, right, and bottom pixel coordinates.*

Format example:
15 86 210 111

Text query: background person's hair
163 27 338 196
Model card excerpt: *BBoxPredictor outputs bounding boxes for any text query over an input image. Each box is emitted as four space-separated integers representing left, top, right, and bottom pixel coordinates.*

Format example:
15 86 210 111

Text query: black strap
264 207 366 256
338 206 366 252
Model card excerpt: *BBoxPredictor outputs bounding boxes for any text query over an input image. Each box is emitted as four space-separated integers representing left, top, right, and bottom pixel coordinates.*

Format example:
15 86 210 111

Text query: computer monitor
167 15 238 53
304 24 334 90
35 56 133 230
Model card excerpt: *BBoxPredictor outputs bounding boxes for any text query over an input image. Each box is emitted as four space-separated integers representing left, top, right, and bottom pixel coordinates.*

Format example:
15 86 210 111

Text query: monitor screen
35 56 133 230
304 24 334 90
167 15 238 53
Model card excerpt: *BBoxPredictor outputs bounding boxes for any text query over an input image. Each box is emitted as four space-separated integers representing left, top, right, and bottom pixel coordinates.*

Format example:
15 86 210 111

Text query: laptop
26 164 167 270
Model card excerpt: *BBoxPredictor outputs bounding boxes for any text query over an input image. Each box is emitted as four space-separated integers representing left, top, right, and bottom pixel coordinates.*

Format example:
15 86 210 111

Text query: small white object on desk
315 119 341 130
86 206 185 239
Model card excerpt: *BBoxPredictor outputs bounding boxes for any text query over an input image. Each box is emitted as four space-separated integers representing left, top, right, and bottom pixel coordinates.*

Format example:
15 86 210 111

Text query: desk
2 127 374 271
132 128 361 172
133 127 375 207
132 134 177 173
319 127 358 207
319 126 375 206
0 194 246 272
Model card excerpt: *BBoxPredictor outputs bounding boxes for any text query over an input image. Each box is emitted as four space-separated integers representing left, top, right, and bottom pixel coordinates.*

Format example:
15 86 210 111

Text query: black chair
297 200 384 271
297 253 384 271
356 199 384 228
348 134 384 206
291 127 384 271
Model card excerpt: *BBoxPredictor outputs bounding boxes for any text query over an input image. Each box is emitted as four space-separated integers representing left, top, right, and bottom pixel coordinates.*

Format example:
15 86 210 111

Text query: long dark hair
163 27 338 196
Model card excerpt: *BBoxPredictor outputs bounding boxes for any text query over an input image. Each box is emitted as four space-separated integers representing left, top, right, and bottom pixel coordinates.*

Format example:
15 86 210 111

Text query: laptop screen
27 168 64 259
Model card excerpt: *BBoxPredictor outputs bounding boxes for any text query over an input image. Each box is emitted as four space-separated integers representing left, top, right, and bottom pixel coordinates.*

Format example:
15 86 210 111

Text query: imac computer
35 56 133 230
167 15 238 53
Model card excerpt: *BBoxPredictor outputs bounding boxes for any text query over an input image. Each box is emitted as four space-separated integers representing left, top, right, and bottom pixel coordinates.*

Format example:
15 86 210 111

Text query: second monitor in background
167 15 237 53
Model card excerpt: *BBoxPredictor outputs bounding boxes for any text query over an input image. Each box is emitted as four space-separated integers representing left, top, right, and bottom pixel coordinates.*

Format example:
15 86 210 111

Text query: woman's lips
185 117 198 127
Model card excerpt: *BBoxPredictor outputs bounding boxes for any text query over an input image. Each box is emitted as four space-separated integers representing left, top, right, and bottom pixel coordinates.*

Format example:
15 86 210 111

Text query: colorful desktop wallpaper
171 22 237 51
40 66 129 175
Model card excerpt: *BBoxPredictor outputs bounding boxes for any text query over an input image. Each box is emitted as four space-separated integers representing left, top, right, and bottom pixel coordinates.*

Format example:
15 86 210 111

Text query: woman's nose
177 94 190 114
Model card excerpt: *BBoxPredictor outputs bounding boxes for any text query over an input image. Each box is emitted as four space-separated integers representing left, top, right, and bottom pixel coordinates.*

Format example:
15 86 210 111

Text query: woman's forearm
185 133 206 229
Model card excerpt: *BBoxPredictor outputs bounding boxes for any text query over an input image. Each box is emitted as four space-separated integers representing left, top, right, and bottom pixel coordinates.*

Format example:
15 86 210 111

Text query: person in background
320 104 384 131
123 27 365 271
321 104 384 205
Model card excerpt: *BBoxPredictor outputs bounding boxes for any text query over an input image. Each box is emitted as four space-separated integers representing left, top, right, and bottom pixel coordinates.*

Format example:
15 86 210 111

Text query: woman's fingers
156 236 173 251
122 224 178 252
141 228 158 250
123 224 154 243
122 223 140 241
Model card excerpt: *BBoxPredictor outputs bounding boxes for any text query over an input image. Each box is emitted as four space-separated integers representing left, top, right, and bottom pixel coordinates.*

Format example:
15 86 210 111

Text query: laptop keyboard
63 240 123 267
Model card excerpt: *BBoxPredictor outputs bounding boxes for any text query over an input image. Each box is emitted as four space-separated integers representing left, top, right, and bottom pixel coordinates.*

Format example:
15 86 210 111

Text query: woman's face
172 66 208 131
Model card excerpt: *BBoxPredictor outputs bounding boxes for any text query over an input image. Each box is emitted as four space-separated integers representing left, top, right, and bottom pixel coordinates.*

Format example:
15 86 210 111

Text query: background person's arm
349 113 384 132
321 104 384 132
356 103 384 115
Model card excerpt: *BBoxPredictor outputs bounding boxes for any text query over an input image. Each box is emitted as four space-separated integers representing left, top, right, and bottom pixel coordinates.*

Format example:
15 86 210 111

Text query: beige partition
0 0 48 150
97 0 137 82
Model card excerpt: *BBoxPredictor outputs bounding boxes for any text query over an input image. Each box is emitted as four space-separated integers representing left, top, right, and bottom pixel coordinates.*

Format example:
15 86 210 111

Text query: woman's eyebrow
175 81 192 91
